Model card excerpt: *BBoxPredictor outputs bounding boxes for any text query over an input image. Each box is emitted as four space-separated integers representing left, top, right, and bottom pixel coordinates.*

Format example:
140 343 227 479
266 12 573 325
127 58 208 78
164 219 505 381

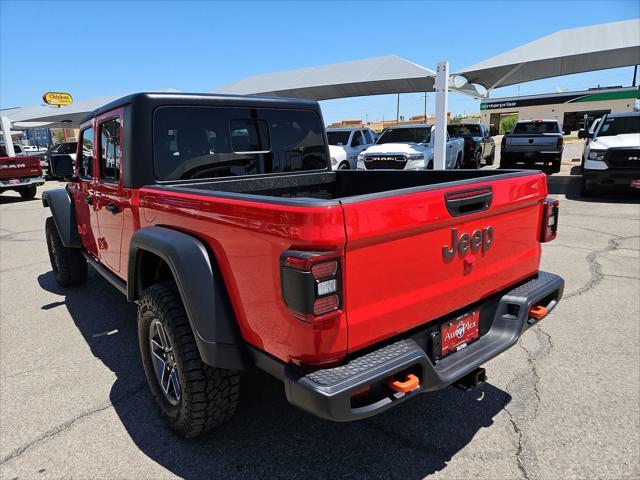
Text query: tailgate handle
445 187 493 217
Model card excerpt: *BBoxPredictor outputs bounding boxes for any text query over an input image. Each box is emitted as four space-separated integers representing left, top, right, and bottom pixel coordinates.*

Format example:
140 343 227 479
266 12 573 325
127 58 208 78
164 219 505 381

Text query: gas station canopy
456 19 640 91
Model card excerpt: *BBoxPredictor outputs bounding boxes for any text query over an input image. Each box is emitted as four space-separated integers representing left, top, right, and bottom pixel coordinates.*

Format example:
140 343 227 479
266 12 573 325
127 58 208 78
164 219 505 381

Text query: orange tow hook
529 305 548 319
388 373 420 393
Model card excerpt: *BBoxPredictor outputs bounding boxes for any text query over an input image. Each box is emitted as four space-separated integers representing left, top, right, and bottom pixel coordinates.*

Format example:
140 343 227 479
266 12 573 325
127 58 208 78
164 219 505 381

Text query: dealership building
480 86 639 133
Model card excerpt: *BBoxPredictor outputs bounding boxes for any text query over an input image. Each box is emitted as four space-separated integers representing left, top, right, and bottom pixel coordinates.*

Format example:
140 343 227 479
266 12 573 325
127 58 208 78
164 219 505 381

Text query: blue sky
1 0 638 124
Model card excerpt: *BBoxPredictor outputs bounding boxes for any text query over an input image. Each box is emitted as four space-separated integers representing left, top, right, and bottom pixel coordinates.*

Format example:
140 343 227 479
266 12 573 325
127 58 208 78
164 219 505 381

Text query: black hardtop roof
83 92 321 123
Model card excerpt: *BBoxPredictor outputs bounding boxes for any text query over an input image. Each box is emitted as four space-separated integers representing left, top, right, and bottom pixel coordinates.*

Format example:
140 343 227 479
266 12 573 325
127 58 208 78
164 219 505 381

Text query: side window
79 127 94 179
352 131 364 147
99 118 121 183
363 130 373 144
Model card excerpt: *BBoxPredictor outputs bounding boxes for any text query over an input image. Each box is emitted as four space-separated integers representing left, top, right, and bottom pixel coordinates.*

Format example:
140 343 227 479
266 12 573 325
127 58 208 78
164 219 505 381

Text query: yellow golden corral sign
42 92 73 106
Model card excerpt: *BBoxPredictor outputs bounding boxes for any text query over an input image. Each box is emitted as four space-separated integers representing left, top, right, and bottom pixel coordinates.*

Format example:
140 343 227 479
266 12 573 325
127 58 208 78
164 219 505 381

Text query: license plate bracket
440 310 480 356
8 178 20 185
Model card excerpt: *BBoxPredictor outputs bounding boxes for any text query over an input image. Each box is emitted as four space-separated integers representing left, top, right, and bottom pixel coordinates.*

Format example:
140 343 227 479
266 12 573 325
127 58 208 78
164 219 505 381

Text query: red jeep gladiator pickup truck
0 152 44 199
44 93 563 437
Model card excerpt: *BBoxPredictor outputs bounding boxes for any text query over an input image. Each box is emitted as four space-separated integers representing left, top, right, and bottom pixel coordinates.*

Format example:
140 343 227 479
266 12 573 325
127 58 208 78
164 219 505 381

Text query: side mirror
50 154 75 179
577 129 592 139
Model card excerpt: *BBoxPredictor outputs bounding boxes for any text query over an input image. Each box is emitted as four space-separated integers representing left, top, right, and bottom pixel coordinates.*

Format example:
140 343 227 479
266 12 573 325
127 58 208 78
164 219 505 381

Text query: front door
93 114 124 273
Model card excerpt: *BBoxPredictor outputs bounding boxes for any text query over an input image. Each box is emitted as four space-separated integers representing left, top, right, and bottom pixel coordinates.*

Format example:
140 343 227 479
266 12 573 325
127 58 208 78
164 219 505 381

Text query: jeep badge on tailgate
442 227 494 260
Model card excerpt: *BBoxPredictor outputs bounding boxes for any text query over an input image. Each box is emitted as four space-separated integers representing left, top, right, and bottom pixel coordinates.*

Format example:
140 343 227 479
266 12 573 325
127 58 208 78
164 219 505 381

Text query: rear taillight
281 251 342 322
541 198 559 242
556 137 564 149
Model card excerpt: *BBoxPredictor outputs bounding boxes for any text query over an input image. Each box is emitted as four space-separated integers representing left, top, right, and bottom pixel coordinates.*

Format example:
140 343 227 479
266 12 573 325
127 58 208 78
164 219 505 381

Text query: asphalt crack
0 383 145 466
503 325 554 480
564 235 640 299
505 411 530 480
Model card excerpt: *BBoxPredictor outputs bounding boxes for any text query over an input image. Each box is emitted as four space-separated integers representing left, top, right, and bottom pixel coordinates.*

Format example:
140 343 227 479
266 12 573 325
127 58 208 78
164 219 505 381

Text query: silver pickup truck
500 119 563 173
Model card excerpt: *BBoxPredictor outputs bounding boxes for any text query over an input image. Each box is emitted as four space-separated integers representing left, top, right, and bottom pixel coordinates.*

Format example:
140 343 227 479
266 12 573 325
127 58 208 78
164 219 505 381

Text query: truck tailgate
341 173 547 352
505 135 559 151
0 156 42 180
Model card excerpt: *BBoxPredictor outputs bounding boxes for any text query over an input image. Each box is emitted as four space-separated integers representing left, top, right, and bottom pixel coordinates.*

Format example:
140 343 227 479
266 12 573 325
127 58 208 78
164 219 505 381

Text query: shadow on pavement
546 173 640 203
38 269 509 479
0 195 40 205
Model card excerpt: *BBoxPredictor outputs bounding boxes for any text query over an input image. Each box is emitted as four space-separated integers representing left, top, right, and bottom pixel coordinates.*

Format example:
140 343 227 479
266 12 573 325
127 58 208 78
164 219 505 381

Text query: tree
500 114 519 134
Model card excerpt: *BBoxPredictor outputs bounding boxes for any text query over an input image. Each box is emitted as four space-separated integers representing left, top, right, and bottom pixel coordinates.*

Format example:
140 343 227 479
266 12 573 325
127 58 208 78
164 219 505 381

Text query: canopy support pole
434 61 449 170
1 116 16 157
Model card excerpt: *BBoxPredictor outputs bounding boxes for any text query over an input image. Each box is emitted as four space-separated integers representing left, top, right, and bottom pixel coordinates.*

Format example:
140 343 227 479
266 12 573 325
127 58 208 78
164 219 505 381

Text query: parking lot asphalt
1 142 638 480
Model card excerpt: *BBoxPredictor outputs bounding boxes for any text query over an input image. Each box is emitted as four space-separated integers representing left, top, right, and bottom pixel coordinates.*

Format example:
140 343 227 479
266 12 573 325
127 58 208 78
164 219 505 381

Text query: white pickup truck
356 124 464 170
579 111 640 195
326 127 377 170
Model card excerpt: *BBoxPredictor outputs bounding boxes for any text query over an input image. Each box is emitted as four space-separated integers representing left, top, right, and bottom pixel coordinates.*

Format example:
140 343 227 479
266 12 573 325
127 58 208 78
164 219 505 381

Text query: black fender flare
42 188 82 248
128 226 247 370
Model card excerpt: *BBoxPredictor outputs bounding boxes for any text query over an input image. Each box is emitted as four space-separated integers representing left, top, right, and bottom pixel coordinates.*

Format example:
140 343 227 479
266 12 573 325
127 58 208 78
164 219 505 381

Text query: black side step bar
82 252 127 296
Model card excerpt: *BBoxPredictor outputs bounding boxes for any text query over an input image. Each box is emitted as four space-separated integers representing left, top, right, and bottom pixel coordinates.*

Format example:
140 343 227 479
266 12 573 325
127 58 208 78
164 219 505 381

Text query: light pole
423 92 428 123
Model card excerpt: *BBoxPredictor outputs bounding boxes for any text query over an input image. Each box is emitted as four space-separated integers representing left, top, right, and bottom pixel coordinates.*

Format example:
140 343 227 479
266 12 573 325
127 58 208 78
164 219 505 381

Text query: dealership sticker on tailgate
441 310 480 356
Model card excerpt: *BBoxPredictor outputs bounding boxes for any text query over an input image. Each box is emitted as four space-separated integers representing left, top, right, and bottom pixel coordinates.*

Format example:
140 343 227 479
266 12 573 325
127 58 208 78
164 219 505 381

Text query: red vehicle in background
0 148 44 199
43 93 564 438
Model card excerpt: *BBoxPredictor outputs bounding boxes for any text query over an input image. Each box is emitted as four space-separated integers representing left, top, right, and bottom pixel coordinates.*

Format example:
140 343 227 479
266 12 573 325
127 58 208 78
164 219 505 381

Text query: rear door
341 173 547 352
93 113 124 273
69 125 99 257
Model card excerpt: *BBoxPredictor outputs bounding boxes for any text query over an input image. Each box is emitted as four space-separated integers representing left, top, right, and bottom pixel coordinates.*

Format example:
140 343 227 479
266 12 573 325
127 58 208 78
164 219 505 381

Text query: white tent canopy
1 89 181 127
211 55 438 100
456 19 640 91
2 94 122 126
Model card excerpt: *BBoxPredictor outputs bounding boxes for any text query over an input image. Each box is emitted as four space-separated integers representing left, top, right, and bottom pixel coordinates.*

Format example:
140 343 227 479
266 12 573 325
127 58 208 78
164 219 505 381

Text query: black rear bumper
282 271 564 422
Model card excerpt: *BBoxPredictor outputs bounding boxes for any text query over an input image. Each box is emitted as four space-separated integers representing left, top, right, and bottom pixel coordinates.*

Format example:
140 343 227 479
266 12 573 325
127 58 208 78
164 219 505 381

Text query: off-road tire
45 217 87 286
19 185 37 199
551 158 562 174
338 162 350 170
138 282 240 438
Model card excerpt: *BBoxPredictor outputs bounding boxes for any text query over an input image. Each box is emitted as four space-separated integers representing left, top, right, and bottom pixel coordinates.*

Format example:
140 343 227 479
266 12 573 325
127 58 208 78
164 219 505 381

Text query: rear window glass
448 125 481 136
153 107 327 180
57 143 77 154
513 122 559 134
326 131 351 146
230 119 270 152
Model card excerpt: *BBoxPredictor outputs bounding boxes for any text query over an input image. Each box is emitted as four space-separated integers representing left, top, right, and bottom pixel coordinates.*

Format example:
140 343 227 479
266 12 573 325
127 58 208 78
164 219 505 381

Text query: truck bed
139 168 547 362
150 169 531 204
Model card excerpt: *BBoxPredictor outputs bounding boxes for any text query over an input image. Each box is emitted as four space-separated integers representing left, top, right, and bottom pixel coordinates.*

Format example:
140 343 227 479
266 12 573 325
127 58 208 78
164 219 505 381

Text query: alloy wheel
149 319 182 405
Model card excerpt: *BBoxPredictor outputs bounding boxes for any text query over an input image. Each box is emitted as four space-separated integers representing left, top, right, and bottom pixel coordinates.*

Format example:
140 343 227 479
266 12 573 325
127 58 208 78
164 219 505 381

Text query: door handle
105 204 120 215
84 196 93 206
